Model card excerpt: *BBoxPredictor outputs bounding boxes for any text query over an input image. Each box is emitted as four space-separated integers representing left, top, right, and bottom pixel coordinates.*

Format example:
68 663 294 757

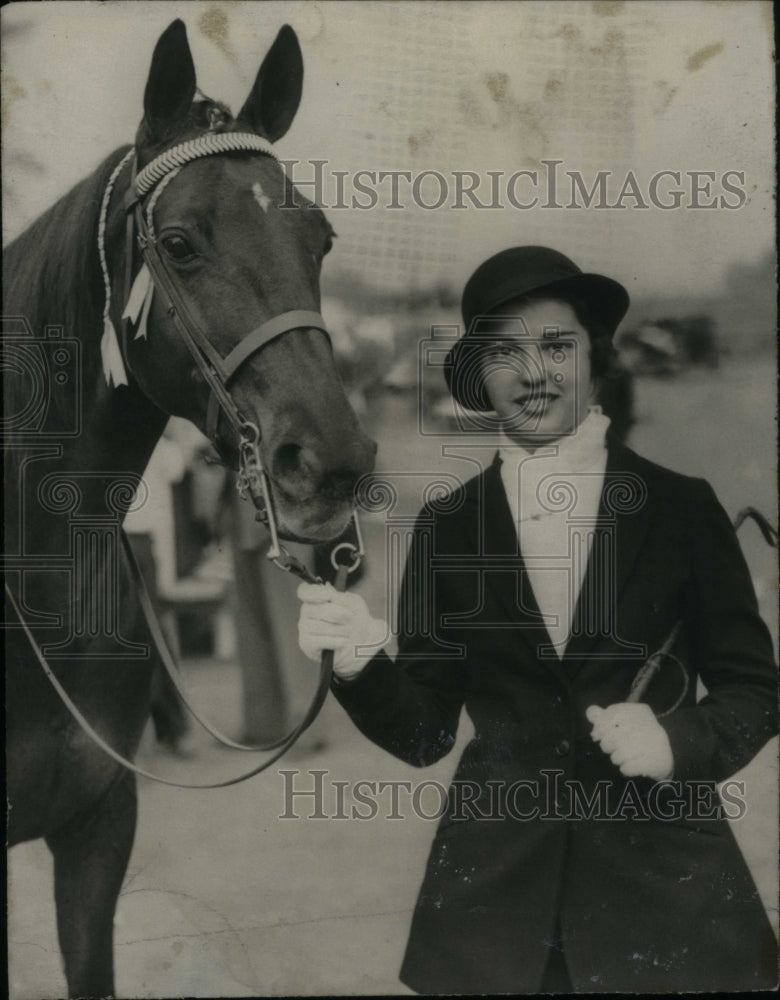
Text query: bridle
99 133 356 573
120 132 332 563
6 132 365 788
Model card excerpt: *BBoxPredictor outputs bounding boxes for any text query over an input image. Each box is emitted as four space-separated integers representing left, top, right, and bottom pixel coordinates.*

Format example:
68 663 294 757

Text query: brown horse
3 20 374 997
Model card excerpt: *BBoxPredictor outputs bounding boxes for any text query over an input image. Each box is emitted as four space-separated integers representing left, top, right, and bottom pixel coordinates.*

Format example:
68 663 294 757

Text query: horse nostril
271 432 376 500
273 442 305 481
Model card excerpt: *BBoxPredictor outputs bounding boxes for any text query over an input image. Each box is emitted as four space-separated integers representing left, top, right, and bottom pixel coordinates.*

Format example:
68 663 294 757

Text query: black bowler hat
446 246 630 411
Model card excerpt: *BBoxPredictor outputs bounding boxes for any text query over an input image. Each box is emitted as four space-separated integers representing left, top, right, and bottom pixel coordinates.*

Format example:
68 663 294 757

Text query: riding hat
445 246 630 411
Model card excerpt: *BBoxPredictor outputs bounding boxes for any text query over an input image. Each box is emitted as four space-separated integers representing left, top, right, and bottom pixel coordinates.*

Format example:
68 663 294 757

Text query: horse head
119 20 375 543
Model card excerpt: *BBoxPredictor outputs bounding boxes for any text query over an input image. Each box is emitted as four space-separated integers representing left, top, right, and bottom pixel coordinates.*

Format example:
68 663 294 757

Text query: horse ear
238 25 303 142
142 20 197 142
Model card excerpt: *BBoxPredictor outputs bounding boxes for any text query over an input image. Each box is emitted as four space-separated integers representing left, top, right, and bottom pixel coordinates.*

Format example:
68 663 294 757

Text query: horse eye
161 234 195 262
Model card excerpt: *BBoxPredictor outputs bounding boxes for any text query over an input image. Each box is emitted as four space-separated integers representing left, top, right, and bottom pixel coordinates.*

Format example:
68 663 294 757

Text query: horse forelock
134 99 240 165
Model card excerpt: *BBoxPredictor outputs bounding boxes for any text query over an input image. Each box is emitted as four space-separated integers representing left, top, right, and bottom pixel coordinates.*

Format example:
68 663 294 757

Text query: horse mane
2 100 238 488
4 146 133 344
2 147 133 478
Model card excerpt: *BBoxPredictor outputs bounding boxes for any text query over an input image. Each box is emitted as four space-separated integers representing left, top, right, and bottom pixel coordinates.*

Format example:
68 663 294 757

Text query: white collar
498 406 610 472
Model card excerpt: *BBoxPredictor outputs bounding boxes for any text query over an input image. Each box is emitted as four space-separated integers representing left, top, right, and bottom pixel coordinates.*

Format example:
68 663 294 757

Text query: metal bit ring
330 541 363 574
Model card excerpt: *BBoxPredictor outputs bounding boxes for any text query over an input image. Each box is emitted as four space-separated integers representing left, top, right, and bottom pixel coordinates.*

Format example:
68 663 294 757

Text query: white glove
586 703 674 781
297 582 387 681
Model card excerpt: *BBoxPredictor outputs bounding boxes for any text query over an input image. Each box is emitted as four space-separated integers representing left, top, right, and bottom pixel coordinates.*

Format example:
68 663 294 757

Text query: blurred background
4 2 776 997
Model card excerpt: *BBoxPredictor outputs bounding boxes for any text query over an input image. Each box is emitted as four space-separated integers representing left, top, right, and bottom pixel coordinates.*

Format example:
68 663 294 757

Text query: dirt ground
8 357 778 998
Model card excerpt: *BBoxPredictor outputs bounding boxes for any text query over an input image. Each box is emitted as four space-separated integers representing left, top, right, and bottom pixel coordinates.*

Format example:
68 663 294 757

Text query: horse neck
3 149 169 517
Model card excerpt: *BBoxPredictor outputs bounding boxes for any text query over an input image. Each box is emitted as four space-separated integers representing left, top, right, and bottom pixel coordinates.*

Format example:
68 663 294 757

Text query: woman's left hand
586 703 674 781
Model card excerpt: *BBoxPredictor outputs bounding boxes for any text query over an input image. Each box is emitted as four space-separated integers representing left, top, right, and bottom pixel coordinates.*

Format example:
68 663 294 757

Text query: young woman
297 246 778 993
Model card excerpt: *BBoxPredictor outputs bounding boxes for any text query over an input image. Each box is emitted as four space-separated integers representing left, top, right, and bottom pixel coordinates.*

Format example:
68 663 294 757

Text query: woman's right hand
297 582 387 681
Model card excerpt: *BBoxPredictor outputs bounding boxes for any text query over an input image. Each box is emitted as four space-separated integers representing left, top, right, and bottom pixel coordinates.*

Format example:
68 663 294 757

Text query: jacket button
555 739 571 756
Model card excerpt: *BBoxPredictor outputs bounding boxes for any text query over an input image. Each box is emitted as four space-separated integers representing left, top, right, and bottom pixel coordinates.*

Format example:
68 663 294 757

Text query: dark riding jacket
333 436 778 994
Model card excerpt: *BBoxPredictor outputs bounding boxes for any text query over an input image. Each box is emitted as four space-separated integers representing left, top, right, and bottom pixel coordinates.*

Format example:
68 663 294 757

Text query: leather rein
6 134 362 788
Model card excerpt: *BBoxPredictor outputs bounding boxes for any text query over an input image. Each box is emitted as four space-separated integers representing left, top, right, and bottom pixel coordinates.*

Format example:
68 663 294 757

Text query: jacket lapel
563 435 652 665
464 454 571 682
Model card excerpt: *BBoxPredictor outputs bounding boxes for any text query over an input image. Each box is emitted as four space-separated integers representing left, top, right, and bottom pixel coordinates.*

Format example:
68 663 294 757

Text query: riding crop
628 506 777 715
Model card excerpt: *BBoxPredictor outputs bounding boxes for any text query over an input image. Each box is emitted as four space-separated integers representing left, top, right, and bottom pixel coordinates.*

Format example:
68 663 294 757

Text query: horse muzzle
266 432 377 543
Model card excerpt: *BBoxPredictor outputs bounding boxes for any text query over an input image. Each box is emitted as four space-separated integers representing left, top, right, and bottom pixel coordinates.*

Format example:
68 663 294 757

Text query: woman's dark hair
451 289 622 411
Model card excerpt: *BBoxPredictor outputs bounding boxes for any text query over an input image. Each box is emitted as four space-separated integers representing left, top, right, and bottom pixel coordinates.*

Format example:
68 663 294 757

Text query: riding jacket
332 434 778 993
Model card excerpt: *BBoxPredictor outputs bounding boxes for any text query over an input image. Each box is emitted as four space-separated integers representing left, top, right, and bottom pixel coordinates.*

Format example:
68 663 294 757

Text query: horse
3 20 375 998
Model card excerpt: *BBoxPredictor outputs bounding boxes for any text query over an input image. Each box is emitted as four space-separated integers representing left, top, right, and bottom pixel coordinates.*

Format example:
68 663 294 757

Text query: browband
135 133 277 198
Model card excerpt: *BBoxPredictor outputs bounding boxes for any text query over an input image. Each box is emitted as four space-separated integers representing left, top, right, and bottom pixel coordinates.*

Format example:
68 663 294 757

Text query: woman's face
480 297 593 449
